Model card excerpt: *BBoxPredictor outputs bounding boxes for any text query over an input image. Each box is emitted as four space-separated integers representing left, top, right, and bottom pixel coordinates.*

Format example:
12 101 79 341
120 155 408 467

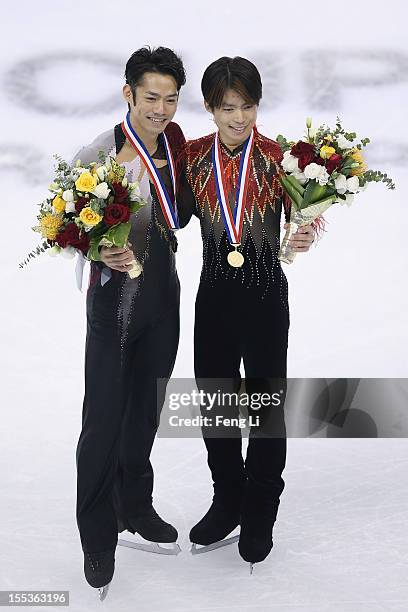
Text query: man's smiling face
124 71 179 137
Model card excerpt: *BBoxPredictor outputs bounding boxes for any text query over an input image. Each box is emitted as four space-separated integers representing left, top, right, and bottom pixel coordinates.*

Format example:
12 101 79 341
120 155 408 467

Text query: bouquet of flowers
276 117 395 264
20 153 146 278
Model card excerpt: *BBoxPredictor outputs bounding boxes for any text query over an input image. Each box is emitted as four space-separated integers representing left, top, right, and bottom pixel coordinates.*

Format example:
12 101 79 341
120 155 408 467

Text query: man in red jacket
180 56 315 572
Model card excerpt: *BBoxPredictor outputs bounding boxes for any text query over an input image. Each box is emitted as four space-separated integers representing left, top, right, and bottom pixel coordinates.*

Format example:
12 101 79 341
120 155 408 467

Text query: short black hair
201 56 262 109
125 46 186 102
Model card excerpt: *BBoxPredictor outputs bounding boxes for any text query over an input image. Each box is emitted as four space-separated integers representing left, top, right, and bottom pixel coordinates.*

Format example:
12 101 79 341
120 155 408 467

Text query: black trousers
194 279 289 506
76 302 179 553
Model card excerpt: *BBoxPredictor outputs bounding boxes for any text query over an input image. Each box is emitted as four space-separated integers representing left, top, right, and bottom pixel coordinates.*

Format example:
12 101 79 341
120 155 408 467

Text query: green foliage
279 176 302 210
88 240 102 261
301 180 335 208
88 222 132 262
275 134 293 153
129 199 145 214
97 149 107 163
363 169 395 190
19 240 50 268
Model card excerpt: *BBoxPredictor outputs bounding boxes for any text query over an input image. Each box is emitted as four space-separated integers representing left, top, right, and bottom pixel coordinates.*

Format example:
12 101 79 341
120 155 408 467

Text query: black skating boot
239 436 286 571
238 496 279 569
189 480 245 554
83 549 115 600
125 506 178 543
190 435 246 552
117 507 180 555
189 495 241 547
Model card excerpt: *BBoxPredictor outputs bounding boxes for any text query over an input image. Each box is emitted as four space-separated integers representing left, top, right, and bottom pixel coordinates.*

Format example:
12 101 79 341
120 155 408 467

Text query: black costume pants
194 279 288 508
76 302 179 553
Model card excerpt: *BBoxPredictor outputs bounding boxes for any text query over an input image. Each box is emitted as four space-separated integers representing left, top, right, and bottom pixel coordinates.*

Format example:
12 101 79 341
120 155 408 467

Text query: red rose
111 182 129 203
326 153 343 175
75 196 88 213
290 141 316 171
56 222 90 253
103 203 130 226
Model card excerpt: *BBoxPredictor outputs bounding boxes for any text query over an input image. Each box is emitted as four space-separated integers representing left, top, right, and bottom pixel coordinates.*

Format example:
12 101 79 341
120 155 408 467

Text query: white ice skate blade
98 583 110 601
118 537 181 555
190 534 240 555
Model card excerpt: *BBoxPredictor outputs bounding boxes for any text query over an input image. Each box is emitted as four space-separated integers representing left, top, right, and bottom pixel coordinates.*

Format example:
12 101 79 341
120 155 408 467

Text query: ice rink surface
1 0 407 610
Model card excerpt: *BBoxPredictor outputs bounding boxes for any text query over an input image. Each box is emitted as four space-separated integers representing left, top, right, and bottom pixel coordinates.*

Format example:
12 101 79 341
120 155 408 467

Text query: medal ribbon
212 129 254 245
121 111 179 230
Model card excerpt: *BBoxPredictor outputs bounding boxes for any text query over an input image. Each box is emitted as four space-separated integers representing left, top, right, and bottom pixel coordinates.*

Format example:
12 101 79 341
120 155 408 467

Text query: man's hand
284 223 315 252
100 242 135 272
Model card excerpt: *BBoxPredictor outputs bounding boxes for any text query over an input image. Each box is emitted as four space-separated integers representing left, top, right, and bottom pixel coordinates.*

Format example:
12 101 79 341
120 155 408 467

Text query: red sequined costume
180 126 290 305
179 127 289 558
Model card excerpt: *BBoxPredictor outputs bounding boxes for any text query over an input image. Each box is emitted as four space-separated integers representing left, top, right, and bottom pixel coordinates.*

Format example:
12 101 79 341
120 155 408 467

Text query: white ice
1 1 407 610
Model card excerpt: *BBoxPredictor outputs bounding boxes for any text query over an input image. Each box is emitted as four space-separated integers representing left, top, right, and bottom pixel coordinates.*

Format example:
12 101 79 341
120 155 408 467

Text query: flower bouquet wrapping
277 118 395 264
20 153 146 278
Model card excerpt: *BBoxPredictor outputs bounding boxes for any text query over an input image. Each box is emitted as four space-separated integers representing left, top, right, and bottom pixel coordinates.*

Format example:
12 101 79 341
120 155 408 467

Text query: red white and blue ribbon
121 111 179 230
211 129 254 246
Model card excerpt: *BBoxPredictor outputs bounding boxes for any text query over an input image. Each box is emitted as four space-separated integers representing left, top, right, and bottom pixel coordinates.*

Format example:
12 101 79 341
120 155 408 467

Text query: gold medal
213 131 254 272
227 248 244 268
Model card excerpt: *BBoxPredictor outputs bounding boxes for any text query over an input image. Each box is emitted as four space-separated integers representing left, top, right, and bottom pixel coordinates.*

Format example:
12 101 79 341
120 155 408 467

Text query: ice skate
83 550 114 600
98 584 110 601
118 507 181 555
190 498 241 555
238 499 279 570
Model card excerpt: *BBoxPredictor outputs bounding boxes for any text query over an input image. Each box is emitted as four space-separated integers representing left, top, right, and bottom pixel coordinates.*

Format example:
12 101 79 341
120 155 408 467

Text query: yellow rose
39 213 63 240
320 145 336 159
79 206 102 227
75 172 97 193
52 194 66 213
350 148 367 176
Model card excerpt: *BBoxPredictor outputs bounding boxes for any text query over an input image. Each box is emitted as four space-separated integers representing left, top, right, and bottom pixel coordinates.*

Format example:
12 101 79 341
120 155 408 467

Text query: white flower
282 151 300 173
308 128 317 139
47 245 61 257
61 246 77 259
62 189 74 201
304 163 330 185
336 134 354 150
92 182 110 199
304 163 324 180
48 182 60 192
104 159 112 171
292 171 307 185
128 259 143 279
317 168 330 185
334 174 348 194
122 177 128 188
129 181 141 200
96 166 106 181
338 194 355 207
65 200 76 213
75 167 88 175
346 176 360 193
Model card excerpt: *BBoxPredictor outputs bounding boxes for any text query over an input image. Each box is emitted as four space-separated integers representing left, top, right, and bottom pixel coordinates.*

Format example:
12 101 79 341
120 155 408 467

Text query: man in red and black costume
179 56 315 570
